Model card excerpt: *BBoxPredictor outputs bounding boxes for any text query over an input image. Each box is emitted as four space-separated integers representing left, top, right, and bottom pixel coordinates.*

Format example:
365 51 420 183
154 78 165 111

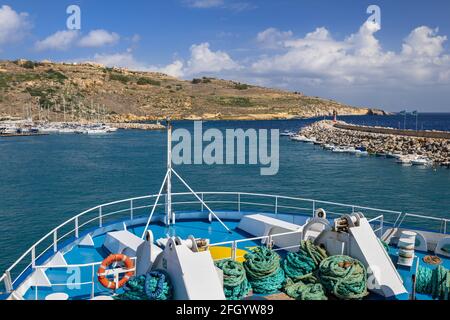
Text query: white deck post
238 193 241 213
232 241 237 261
99 207 103 227
53 230 58 252
75 217 79 239
130 199 134 220
275 196 278 216
5 271 13 293
91 264 95 299
31 247 36 268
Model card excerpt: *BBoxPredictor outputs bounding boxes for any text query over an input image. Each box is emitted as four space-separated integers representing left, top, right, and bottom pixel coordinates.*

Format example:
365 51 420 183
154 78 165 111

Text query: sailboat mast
166 120 173 225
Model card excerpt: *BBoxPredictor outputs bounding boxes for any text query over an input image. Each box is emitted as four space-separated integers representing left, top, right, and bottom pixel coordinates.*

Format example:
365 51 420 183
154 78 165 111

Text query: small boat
323 144 334 150
386 152 399 159
280 130 295 137
331 146 347 153
396 156 413 165
290 135 315 143
411 157 431 166
354 150 369 156
86 129 109 135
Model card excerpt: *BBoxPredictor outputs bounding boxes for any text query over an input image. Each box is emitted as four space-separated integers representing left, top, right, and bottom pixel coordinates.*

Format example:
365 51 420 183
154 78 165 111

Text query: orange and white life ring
97 254 134 290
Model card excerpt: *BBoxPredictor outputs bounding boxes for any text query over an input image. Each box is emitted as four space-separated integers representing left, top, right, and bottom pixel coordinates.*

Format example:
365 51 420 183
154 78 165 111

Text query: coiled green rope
215 259 251 300
416 265 449 300
284 277 328 300
115 270 172 300
243 246 285 294
282 241 328 281
318 255 368 300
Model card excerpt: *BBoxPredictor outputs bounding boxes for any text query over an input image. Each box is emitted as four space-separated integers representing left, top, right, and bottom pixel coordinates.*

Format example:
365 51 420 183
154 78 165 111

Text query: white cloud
86 42 239 79
78 29 120 48
250 22 450 87
185 42 240 75
90 52 149 70
35 30 79 51
257 28 293 49
35 29 120 51
402 26 447 57
159 60 185 78
0 5 31 45
79 23 450 110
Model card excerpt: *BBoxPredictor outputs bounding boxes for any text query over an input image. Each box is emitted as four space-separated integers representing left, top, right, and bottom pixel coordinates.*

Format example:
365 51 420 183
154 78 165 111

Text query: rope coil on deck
318 255 368 300
416 265 449 300
115 270 172 300
282 241 329 300
243 246 285 294
282 240 328 281
215 259 251 300
284 277 328 300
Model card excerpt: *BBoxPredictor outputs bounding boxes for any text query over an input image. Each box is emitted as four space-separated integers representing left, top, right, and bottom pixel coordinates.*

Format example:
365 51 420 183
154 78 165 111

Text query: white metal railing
0 191 446 296
368 215 384 239
398 213 449 234
31 257 137 300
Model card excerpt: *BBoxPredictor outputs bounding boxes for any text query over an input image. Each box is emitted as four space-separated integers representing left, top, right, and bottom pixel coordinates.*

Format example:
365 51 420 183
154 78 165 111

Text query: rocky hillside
0 60 386 122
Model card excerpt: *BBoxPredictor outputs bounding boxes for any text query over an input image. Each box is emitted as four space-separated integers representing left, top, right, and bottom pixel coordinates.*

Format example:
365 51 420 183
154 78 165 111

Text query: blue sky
1 0 450 112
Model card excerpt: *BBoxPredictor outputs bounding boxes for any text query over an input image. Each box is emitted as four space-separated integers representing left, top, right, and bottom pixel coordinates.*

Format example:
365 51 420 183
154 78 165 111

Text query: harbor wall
334 123 450 140
299 121 450 166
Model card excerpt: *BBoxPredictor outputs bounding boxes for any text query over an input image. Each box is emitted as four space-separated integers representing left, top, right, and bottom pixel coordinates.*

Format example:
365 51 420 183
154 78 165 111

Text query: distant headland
0 59 388 122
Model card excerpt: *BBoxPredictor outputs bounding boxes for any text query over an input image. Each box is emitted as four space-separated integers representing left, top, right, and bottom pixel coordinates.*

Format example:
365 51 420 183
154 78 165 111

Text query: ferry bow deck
0 191 449 301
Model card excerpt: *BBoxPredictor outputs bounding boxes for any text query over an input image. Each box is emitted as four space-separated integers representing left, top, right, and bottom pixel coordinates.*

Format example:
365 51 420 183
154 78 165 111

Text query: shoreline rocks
299 121 450 167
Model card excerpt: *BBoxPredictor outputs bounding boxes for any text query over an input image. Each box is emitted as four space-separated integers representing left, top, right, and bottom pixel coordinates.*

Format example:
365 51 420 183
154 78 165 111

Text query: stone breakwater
299 121 450 166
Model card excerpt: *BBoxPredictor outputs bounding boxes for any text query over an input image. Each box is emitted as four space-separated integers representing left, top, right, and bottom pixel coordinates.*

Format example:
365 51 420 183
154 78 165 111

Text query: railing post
312 201 316 216
130 200 134 220
99 207 103 228
53 230 58 252
31 247 36 268
380 216 384 238
238 193 241 213
75 217 79 239
5 271 13 293
231 241 237 261
201 193 204 213
267 235 273 249
91 264 95 299
275 197 278 216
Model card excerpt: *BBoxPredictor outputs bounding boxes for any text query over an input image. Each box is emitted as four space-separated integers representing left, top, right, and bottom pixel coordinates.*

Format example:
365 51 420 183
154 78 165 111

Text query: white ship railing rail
0 191 447 296
397 213 449 234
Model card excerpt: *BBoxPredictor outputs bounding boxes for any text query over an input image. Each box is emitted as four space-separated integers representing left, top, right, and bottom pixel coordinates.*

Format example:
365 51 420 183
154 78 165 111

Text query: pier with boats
286 120 450 167
0 120 165 137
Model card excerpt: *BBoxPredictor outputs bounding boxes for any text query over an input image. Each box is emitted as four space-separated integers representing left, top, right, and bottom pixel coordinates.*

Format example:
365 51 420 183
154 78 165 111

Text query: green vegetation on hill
0 60 384 121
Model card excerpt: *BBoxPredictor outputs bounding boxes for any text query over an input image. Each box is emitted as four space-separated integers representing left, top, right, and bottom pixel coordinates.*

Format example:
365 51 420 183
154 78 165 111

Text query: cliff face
0 60 386 121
